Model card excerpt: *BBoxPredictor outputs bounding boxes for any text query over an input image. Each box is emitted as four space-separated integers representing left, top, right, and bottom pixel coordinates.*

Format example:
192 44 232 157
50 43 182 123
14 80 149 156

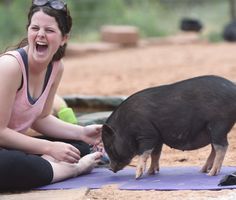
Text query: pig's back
107 75 236 129
122 75 236 114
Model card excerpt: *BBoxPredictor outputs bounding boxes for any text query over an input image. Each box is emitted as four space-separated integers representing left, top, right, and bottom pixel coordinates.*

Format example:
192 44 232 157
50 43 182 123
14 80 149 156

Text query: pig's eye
108 145 120 160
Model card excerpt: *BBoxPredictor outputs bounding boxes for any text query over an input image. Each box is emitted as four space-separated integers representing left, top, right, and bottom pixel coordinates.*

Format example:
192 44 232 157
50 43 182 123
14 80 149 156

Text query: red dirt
57 34 236 199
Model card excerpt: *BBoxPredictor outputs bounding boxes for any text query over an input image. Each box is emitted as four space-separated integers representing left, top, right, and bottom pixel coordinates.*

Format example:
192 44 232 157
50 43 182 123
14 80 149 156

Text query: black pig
102 75 236 178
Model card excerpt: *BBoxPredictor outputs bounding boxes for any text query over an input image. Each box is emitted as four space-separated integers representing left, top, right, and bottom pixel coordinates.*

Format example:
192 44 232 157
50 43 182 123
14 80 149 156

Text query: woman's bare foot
42 152 103 183
76 152 103 175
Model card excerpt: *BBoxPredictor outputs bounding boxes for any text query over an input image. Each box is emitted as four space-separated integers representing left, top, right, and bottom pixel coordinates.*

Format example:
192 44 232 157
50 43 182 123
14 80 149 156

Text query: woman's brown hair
6 2 72 62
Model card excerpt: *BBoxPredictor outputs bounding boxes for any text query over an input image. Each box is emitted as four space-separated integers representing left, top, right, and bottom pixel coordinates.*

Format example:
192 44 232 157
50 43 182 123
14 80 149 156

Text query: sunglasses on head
32 0 66 11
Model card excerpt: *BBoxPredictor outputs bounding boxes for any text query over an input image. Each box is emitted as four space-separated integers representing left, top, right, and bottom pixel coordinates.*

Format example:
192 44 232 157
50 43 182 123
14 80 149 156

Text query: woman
0 0 103 191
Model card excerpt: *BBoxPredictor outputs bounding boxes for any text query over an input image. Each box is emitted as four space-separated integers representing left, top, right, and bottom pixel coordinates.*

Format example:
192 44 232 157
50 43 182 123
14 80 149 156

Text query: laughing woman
0 0 103 191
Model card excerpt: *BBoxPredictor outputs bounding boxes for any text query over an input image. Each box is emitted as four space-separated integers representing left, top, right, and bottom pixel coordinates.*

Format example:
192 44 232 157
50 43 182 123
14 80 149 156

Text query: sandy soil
57 34 236 200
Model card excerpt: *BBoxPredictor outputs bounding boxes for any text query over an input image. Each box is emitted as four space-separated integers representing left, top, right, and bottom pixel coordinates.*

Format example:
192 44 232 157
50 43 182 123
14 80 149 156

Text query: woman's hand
81 124 102 146
47 141 81 163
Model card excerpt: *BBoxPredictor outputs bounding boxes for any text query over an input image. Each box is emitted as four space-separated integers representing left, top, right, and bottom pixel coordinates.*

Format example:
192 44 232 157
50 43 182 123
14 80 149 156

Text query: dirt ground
2 34 236 200
56 34 236 199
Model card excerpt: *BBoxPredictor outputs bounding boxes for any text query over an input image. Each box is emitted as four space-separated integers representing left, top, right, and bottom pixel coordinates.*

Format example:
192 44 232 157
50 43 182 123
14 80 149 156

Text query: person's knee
0 150 53 191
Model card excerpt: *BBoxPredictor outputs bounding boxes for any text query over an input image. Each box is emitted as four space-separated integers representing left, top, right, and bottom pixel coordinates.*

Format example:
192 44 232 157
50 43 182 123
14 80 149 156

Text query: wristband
58 107 78 124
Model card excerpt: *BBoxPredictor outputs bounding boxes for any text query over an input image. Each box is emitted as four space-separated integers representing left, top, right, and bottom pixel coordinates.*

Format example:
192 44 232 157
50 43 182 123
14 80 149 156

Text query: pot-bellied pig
102 75 236 178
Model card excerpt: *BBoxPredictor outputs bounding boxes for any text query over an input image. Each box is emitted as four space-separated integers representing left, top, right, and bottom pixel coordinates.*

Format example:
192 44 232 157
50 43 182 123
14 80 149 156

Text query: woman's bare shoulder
0 53 22 76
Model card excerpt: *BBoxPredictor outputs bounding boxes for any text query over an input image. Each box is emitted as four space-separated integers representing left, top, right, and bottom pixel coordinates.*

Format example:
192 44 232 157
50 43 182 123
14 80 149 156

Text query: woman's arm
0 55 50 154
31 60 80 138
32 61 102 146
0 55 22 128
0 126 80 163
0 56 80 163
33 114 102 145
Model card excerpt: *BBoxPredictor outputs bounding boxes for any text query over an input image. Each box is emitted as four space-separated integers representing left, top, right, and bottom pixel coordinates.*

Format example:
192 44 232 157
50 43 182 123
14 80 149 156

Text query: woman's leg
0 149 53 191
42 152 102 183
0 149 102 191
37 137 103 183
38 136 104 182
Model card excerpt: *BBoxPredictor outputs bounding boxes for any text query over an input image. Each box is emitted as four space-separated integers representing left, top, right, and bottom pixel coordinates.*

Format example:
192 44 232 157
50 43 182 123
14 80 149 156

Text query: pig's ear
102 124 115 138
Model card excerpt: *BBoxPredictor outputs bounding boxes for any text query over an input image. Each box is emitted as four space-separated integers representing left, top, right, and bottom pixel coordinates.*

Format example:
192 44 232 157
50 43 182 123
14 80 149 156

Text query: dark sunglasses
32 0 66 11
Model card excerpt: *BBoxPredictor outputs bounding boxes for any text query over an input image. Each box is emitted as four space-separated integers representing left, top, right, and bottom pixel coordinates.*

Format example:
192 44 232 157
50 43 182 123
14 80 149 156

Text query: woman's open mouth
36 41 48 53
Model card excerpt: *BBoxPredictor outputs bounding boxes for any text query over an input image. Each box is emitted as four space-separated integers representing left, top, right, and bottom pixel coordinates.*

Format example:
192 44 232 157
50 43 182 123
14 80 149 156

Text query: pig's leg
201 144 215 173
148 144 163 175
207 144 228 176
205 122 230 176
136 150 151 179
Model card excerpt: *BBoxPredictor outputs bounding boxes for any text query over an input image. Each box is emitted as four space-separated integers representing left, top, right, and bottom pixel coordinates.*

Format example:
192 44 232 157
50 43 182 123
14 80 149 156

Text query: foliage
0 0 29 51
67 0 126 40
0 0 233 50
67 0 232 42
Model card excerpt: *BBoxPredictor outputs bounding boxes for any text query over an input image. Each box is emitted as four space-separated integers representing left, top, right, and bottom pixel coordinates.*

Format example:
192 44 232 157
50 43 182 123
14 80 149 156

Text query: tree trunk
230 0 236 21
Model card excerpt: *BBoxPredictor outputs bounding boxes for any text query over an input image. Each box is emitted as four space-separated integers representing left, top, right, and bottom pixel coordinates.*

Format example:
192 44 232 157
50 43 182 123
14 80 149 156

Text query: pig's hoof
135 169 143 179
147 167 158 175
200 165 212 173
200 168 208 173
207 172 217 176
207 169 219 176
148 168 155 175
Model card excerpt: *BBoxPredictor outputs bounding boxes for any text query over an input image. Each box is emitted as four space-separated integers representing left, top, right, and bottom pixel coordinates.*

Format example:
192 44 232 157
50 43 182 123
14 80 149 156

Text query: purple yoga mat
36 166 236 191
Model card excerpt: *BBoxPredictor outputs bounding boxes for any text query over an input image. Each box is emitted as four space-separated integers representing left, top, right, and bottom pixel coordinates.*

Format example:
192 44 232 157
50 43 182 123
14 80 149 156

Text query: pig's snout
109 165 120 173
109 162 124 173
109 167 118 173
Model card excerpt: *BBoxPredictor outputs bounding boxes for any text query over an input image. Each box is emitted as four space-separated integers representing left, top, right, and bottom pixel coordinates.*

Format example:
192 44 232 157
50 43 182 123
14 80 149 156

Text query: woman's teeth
36 42 48 52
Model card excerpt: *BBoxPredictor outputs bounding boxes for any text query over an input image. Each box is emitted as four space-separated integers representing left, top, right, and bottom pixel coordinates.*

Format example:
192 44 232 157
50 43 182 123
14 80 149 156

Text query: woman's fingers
69 145 80 156
64 145 81 163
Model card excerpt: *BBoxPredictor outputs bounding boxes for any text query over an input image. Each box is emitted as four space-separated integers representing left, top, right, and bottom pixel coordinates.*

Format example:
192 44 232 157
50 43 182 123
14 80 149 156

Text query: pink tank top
4 49 60 133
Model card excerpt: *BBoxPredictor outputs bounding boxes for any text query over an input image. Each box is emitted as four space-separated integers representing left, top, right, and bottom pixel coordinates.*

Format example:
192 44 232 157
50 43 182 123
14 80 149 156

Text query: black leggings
0 137 90 192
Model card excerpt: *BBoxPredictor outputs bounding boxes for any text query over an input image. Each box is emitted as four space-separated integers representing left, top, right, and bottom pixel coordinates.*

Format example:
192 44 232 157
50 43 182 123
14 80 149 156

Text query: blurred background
0 0 235 51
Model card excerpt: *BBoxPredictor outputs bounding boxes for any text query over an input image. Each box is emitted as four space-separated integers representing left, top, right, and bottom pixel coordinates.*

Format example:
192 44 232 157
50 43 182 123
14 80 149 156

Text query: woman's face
27 10 67 64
